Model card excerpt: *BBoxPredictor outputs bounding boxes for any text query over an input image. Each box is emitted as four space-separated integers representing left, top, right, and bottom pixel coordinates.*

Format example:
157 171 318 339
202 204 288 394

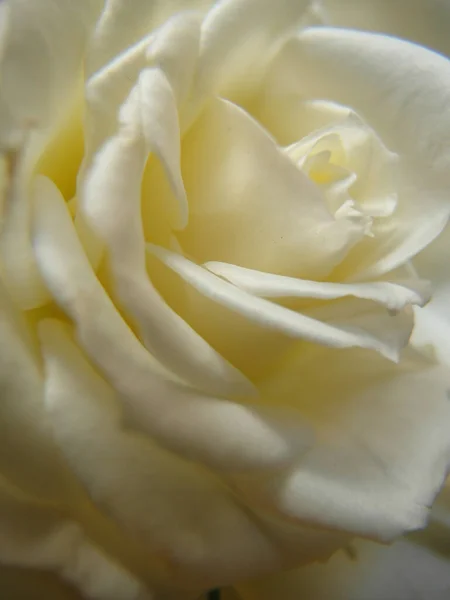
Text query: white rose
1 1 450 599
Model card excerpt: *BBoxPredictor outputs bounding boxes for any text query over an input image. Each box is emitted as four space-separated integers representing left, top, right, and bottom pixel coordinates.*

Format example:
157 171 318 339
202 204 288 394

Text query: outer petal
150 245 412 362
236 534 450 600
0 0 102 144
0 0 103 309
0 480 151 600
0 275 83 505
230 348 450 542
40 320 284 588
82 77 254 398
322 0 450 59
87 0 211 74
192 0 310 103
266 28 450 278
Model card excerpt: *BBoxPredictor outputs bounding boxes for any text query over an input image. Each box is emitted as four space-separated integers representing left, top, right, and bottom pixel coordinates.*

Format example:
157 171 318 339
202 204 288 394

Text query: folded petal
192 0 310 105
150 245 411 362
0 275 82 505
88 0 211 75
81 78 253 398
205 261 430 311
178 97 362 279
32 181 312 471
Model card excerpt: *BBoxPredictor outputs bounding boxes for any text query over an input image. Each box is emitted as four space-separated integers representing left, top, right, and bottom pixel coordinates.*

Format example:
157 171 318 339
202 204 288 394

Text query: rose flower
0 1 450 599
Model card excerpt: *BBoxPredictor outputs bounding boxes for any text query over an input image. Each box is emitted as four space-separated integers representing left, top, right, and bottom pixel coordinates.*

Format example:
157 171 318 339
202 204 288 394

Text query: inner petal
154 97 363 280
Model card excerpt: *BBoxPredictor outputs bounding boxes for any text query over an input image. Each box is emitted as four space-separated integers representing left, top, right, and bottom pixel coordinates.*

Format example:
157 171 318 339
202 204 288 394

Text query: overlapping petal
231 350 450 542
265 27 450 279
0 480 151 600
32 180 313 471
81 75 254 397
150 245 414 362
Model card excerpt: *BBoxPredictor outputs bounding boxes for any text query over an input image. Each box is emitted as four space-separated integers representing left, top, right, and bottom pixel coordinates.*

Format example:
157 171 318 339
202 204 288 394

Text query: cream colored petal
88 0 211 75
139 68 188 228
205 262 430 311
268 28 450 277
0 0 102 143
0 275 82 505
32 181 313 471
40 320 287 588
233 353 450 542
0 480 151 600
192 0 310 104
146 11 202 108
178 97 361 279
82 78 254 398
322 0 450 58
0 0 103 309
150 245 411 362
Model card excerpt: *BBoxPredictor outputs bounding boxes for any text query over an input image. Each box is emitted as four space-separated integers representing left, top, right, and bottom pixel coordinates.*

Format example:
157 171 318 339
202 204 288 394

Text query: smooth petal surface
322 0 450 59
233 351 450 542
178 97 361 278
267 28 450 278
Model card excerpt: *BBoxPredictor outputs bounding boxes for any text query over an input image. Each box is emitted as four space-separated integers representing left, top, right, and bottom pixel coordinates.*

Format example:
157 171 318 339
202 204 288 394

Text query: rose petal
82 77 254 398
40 320 284 586
149 245 410 362
177 97 361 279
192 0 310 104
32 182 313 471
0 0 102 142
232 351 450 542
267 28 450 278
0 1 102 310
322 0 450 59
205 261 430 311
0 481 151 600
146 11 202 109
0 275 82 505
88 0 211 75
